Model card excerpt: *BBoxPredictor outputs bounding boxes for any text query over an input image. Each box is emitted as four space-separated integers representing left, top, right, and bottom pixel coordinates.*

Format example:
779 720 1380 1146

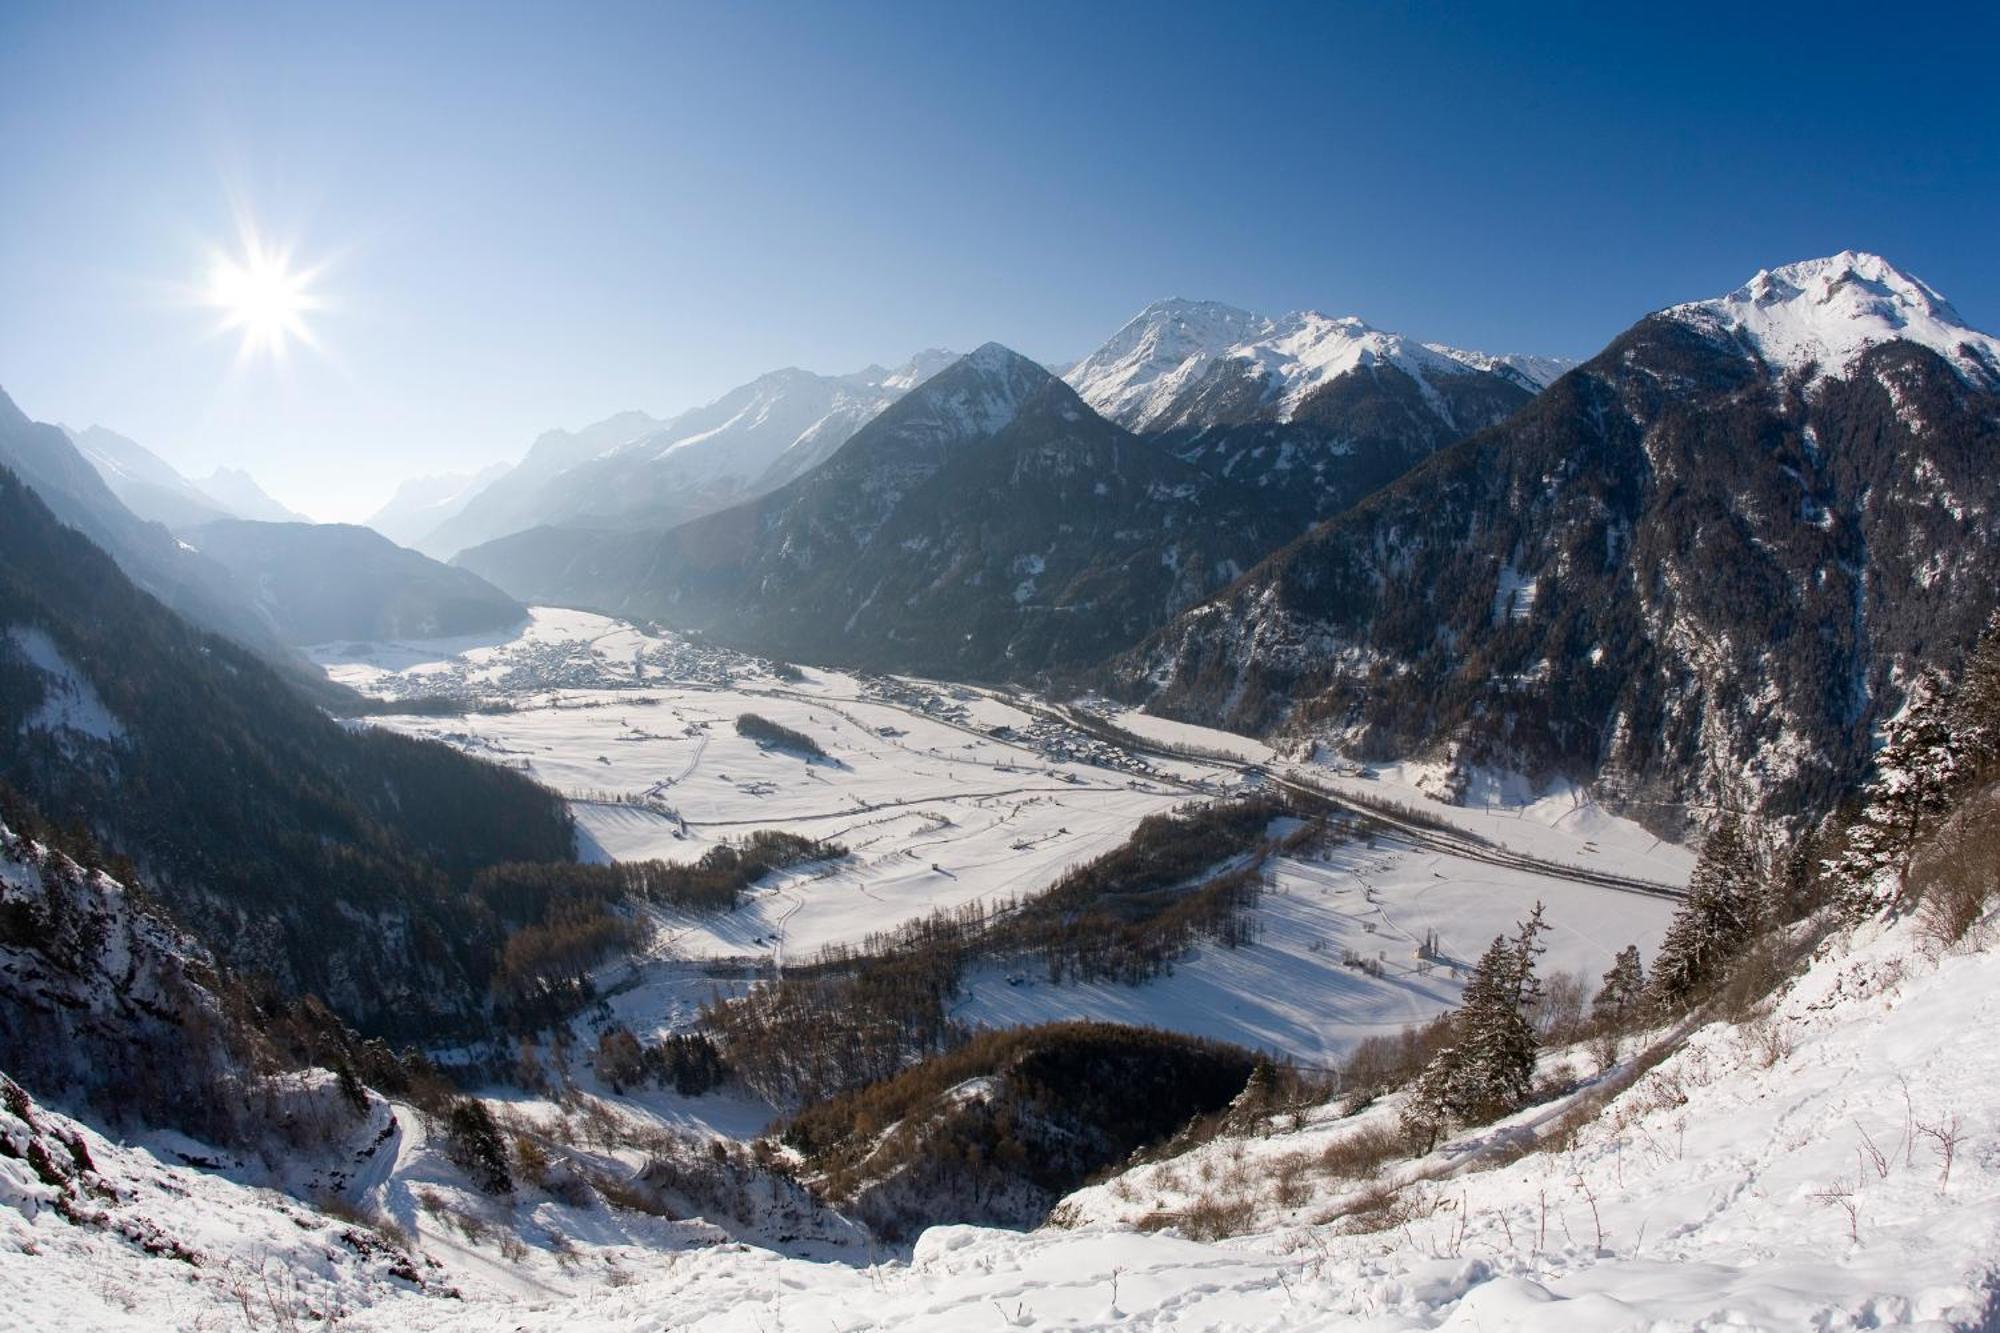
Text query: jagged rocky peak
1666 250 2000 387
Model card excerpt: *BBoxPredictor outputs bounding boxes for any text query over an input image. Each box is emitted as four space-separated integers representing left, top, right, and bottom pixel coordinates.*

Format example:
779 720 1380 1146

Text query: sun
204 236 320 358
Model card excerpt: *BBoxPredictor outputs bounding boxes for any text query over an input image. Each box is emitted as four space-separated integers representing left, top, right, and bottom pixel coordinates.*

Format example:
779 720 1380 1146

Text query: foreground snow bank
10 907 2000 1330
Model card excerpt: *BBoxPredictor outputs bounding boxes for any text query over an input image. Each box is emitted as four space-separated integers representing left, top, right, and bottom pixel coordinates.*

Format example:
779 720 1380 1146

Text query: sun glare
204 236 320 359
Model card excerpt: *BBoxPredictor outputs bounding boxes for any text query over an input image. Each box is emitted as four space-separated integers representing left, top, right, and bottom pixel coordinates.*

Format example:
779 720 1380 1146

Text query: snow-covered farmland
316 609 1683 1064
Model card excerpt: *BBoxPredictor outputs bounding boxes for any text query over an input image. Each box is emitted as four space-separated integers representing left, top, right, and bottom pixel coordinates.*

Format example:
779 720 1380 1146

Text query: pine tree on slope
1592 945 1646 1028
1829 670 1964 906
1648 811 1760 1011
1951 613 2000 779
1401 905 1547 1148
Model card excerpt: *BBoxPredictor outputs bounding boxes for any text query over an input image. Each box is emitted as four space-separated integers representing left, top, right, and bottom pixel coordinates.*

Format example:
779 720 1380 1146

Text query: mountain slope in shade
0 462 573 1034
1120 254 2000 830
64 424 236 530
0 389 348 701
185 519 525 643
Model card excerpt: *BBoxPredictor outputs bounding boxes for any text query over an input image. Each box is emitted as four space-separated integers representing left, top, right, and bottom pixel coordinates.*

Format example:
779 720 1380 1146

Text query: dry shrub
1335 1179 1440 1234
1317 1122 1402 1180
1911 806 2000 952
513 1134 551 1190
1270 1151 1315 1209
1179 1192 1255 1240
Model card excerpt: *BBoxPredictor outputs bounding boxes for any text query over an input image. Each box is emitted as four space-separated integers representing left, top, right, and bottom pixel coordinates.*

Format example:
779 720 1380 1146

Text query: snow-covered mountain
1065 297 1569 433
419 353 956 558
365 464 508 553
1665 249 2000 388
195 465 311 523
65 424 310 529
515 349 962 533
63 424 236 529
1121 253 2000 831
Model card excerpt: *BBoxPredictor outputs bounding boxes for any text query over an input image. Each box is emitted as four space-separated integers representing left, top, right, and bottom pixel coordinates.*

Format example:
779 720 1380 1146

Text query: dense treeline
707 796 1315 1104
0 466 574 1037
595 1027 731 1096
782 1021 1259 1237
735 712 826 758
480 831 843 1029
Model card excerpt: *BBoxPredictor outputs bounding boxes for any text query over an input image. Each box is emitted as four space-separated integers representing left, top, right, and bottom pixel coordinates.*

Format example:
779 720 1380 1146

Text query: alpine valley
8 251 2000 1333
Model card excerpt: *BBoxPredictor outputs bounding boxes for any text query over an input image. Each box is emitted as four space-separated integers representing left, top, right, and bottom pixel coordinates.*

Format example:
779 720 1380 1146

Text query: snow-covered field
314 609 1684 1065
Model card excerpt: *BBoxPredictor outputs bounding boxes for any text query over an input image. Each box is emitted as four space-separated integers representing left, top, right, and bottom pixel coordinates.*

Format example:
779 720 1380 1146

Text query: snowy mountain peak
1066 299 1569 431
904 343 1053 440
1667 251 2000 387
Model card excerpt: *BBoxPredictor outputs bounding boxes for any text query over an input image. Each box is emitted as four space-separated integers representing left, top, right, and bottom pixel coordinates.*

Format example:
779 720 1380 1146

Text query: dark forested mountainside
1123 313 2000 833
186 518 526 643
1150 360 1532 524
0 465 574 1035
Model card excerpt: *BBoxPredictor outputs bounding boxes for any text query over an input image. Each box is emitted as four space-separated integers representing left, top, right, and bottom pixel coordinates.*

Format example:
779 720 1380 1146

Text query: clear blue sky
2 1 1994 520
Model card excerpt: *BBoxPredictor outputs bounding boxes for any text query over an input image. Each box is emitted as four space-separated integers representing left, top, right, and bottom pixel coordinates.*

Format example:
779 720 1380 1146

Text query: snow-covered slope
14 887 2000 1330
1066 298 1569 432
1667 250 2000 388
614 348 960 495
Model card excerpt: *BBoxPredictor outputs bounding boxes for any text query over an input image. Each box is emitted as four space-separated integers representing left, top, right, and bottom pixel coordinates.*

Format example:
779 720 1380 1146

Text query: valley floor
315 609 1684 1065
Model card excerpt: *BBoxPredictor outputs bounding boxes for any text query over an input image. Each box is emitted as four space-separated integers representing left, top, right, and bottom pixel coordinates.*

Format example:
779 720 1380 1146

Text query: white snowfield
1666 250 2000 388
9 888 2000 1329
314 609 1680 1063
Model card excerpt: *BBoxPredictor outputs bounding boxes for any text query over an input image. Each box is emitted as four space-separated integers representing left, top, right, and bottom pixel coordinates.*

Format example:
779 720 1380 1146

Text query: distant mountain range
0 392 523 674
414 352 958 557
408 302 1561 566
18 253 1994 835
445 302 1551 676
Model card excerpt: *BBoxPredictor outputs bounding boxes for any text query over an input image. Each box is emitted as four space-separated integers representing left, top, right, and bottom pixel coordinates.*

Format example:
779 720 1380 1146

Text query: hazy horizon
4 1 1996 522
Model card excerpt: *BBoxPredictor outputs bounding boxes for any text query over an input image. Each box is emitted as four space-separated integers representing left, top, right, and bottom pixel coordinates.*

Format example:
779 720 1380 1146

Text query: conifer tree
1830 670 1963 904
1648 811 1759 1010
1950 613 2000 777
1592 945 1645 1028
1400 905 1547 1146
